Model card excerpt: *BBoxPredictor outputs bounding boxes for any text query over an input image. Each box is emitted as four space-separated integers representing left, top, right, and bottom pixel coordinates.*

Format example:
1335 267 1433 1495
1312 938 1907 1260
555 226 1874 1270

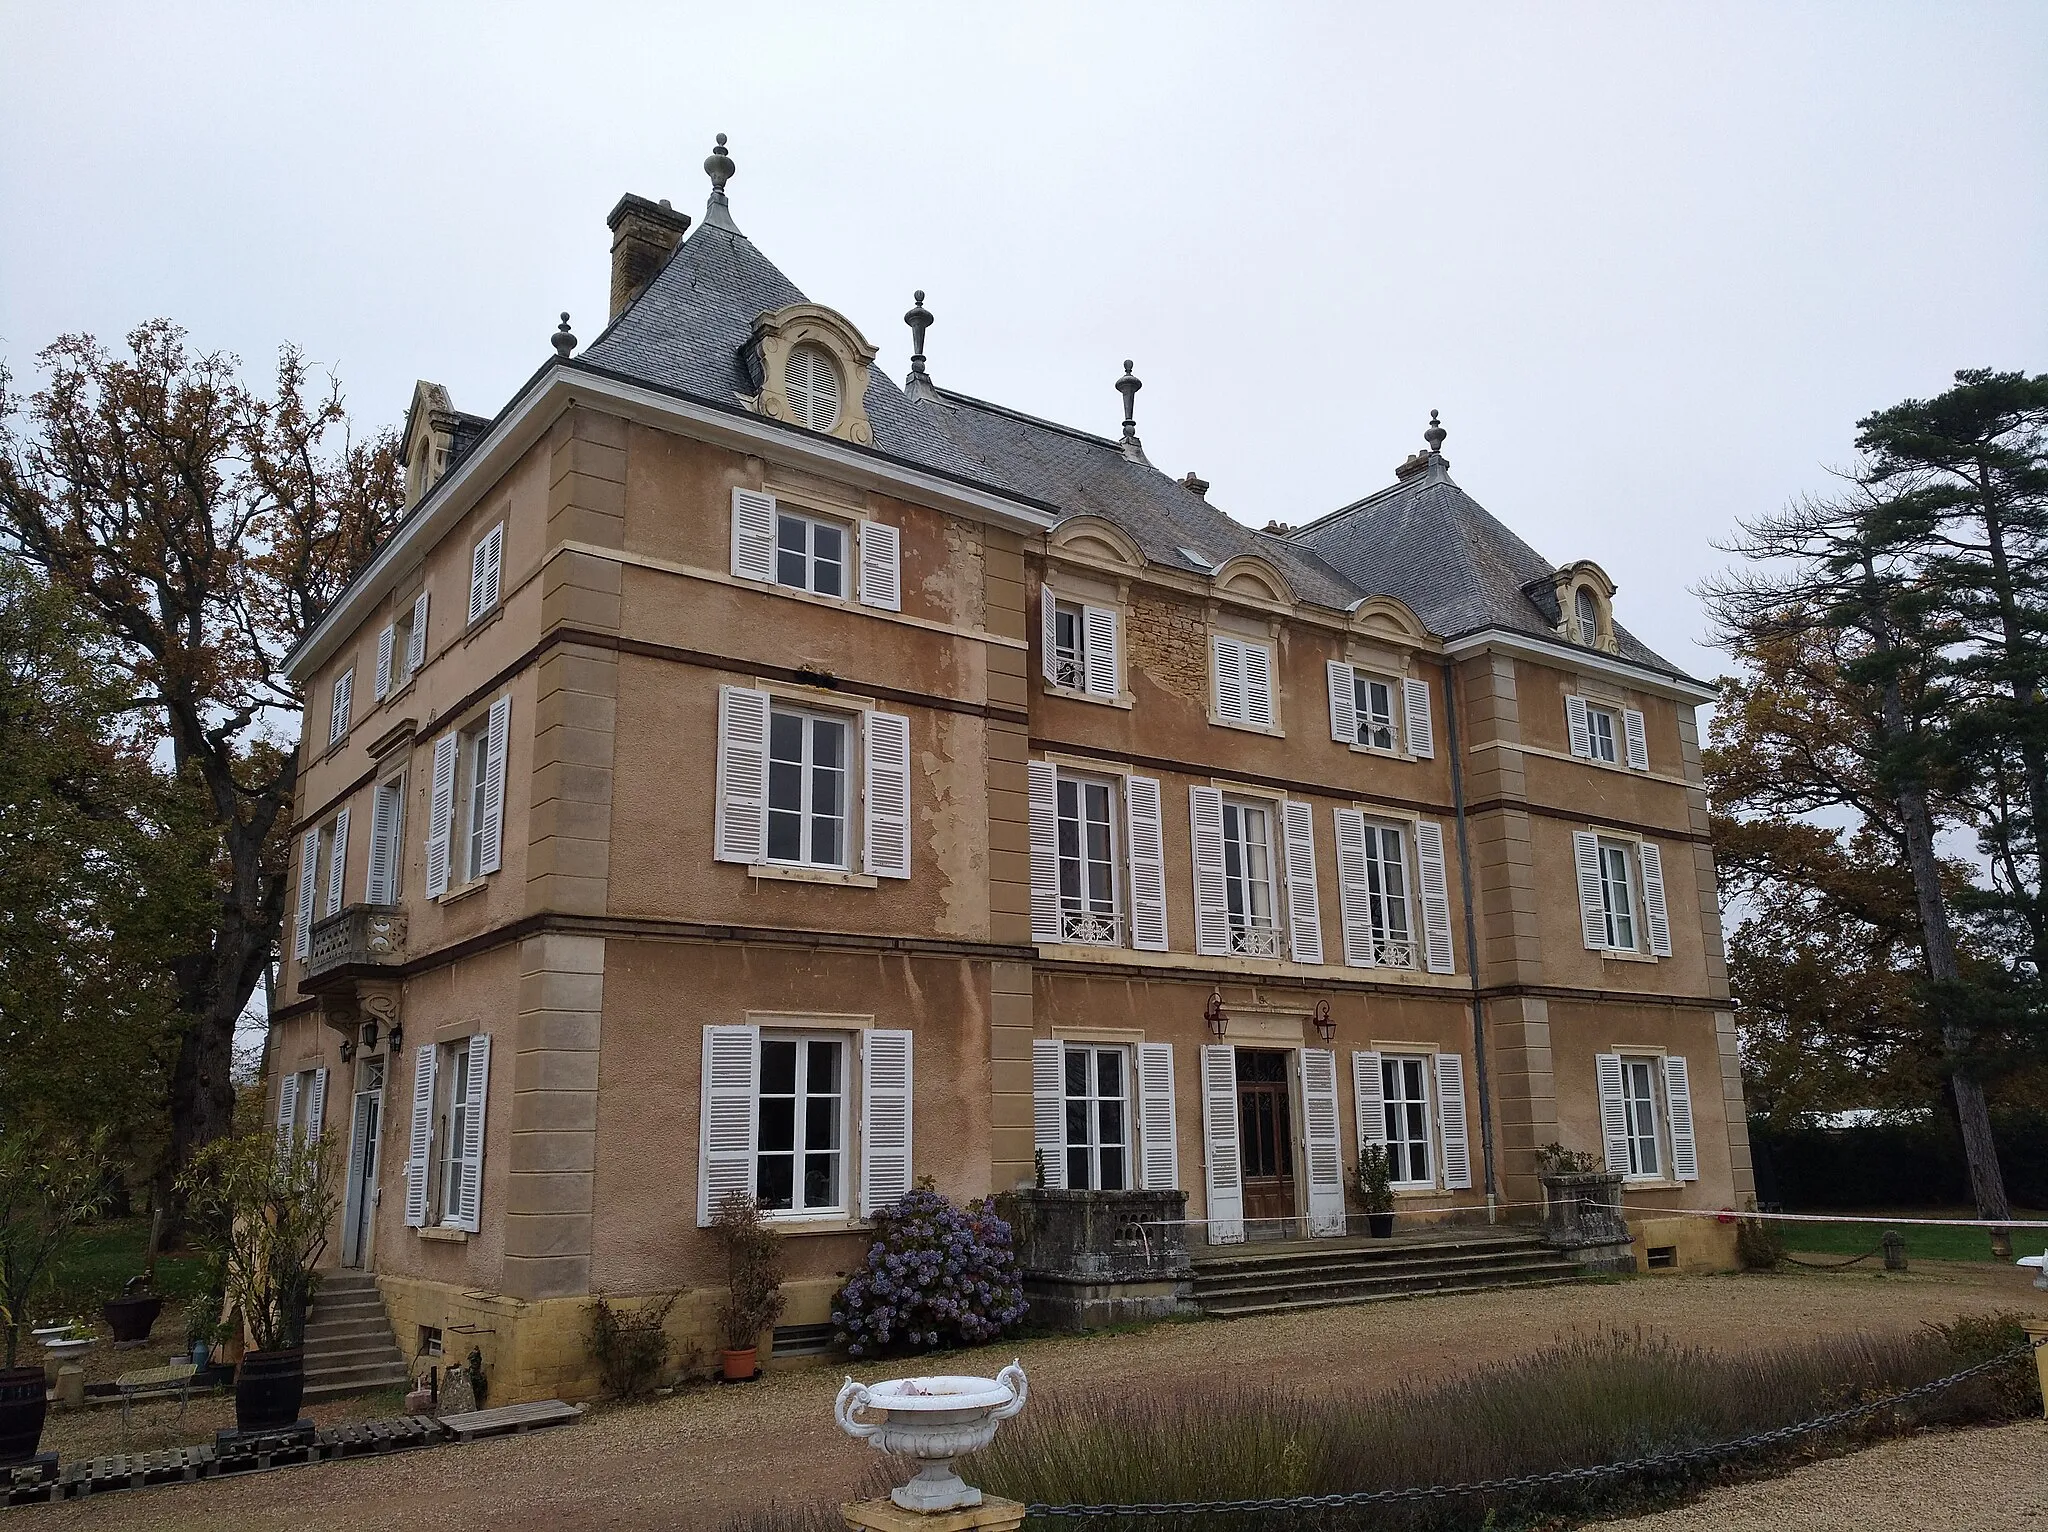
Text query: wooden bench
435 1399 584 1441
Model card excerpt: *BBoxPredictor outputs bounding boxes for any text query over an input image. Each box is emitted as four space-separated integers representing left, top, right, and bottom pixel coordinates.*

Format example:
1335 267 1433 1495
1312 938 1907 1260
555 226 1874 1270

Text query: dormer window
784 345 841 433
746 305 877 445
1575 587 1599 647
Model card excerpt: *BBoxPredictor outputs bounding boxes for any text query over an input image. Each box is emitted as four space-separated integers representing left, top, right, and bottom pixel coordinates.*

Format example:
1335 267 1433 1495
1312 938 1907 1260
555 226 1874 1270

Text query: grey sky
4 2 2044 695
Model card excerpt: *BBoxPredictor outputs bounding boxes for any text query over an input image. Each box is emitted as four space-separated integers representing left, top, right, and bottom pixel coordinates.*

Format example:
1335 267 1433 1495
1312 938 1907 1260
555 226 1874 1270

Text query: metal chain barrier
1779 1244 1886 1271
1025 1337 2044 1522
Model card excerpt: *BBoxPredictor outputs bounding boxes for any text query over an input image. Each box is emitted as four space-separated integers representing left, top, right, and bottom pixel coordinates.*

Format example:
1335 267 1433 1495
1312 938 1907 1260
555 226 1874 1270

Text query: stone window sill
437 876 490 906
1207 715 1285 739
417 1226 470 1244
1044 683 1133 711
762 1214 871 1236
1622 1179 1686 1193
749 864 878 889
1601 947 1659 964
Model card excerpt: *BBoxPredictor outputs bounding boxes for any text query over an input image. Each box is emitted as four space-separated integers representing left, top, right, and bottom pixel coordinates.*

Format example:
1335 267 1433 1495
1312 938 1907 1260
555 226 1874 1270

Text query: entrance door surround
342 1056 386 1269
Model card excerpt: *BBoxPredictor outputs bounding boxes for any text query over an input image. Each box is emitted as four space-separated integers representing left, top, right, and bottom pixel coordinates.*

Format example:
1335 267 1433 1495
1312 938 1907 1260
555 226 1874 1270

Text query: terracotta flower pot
0 1365 50 1467
720 1346 758 1382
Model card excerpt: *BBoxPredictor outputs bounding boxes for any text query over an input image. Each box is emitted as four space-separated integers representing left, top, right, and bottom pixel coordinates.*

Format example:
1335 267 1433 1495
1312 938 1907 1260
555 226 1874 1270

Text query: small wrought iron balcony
1229 924 1283 959
307 903 407 979
1059 908 1123 947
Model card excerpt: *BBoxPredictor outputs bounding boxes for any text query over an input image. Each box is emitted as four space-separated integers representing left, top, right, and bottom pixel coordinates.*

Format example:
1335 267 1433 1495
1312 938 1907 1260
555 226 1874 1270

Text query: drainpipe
1441 658 1500 1220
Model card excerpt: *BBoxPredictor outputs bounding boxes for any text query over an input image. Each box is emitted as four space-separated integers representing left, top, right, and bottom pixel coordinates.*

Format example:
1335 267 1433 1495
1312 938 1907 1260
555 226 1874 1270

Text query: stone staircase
1191 1226 1584 1318
302 1271 409 1402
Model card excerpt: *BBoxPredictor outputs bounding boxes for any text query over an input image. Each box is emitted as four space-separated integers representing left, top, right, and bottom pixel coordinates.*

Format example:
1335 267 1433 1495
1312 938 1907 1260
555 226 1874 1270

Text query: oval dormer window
785 344 841 433
1575 586 1600 647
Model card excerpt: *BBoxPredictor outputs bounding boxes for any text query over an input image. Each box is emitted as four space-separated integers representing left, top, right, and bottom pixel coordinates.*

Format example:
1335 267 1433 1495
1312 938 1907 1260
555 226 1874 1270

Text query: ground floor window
1062 1044 1130 1190
432 1039 471 1225
1380 1055 1433 1186
757 1033 847 1214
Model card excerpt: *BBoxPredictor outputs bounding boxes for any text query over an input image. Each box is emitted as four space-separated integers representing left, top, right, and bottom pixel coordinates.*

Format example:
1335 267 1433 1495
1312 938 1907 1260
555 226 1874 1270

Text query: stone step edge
1193 1262 1583 1302
1200 1274 1588 1318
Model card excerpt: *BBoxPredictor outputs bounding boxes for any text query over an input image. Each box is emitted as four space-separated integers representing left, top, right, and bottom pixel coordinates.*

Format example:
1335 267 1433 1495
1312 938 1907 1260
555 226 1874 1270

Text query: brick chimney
606 194 692 319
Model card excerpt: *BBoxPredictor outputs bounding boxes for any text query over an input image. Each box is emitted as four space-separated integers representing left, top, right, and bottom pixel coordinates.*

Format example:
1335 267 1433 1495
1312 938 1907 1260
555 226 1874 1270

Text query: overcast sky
4 2 2044 696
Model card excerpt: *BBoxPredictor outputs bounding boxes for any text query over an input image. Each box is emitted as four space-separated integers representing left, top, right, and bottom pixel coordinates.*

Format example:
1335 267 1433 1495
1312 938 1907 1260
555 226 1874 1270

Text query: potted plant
0 1130 110 1466
180 1105 338 1433
103 1271 165 1344
711 1191 785 1381
1355 1142 1396 1238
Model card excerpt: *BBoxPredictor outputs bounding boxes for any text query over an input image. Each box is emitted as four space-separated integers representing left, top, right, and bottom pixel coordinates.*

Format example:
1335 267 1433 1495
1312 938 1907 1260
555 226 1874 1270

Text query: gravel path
13 1263 2038 1531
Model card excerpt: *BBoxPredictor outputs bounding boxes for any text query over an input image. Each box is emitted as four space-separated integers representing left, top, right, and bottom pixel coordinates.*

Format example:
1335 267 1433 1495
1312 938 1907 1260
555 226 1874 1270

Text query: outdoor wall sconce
339 1038 356 1064
1312 998 1335 1043
1204 987 1229 1038
359 1018 380 1052
387 1022 404 1054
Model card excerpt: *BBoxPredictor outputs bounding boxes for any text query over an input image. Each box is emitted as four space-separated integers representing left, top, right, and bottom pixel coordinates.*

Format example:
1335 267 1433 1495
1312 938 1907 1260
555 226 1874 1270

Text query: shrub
1929 1310 2042 1419
585 1292 676 1400
1736 1209 1786 1270
832 1184 1027 1358
711 1192 785 1352
1535 1142 1603 1177
1350 1143 1394 1215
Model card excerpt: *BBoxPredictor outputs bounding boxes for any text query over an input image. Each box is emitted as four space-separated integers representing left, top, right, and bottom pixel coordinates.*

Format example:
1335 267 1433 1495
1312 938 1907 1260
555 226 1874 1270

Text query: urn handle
990 1360 1028 1421
835 1376 882 1439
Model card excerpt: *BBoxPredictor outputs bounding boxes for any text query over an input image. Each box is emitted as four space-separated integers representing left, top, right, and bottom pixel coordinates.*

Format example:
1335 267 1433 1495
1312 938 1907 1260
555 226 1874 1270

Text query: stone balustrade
307 904 407 980
997 1187 1195 1331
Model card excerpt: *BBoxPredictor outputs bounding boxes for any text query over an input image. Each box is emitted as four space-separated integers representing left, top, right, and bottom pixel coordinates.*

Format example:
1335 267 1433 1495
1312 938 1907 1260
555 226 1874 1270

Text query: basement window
1645 1245 1678 1271
418 1325 443 1358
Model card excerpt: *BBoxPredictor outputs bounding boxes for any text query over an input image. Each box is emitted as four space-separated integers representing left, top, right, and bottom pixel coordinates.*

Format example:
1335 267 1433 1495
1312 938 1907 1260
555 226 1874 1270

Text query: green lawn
1779 1207 2047 1264
44 1216 214 1313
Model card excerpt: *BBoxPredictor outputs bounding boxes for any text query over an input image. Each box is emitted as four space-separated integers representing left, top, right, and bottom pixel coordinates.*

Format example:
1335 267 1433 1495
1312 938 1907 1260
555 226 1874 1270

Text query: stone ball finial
705 132 735 193
552 312 576 358
1424 408 1447 453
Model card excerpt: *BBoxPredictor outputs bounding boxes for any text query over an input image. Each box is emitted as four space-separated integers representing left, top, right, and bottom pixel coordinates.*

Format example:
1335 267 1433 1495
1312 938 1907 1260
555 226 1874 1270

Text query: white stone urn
835 1361 1027 1513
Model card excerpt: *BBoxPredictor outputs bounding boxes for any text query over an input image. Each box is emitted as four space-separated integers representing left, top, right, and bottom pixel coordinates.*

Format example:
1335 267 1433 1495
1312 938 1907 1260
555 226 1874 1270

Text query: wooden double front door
1236 1049 1296 1221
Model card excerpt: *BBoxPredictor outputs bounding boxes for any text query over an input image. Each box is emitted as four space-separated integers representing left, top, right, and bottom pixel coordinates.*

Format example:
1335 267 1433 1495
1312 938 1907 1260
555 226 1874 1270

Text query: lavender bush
832 1185 1028 1358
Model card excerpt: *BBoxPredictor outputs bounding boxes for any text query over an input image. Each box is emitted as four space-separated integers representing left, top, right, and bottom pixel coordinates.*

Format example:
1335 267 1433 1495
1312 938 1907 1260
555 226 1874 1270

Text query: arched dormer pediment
1210 554 1293 607
1345 593 1431 646
1549 559 1619 654
1048 514 1146 572
745 303 879 446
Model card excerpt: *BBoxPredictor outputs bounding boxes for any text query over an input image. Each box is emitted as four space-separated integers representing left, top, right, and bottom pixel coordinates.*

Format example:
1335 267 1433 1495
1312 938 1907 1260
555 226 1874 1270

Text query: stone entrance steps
1191 1227 1584 1317
302 1271 409 1402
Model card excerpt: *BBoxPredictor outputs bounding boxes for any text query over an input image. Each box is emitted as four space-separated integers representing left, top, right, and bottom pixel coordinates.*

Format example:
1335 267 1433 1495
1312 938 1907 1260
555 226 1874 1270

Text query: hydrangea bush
832 1185 1028 1358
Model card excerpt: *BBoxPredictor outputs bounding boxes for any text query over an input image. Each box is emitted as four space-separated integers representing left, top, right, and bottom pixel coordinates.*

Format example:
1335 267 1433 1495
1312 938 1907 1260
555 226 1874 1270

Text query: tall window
1062 1045 1128 1191
775 508 846 597
1380 1056 1433 1186
1352 670 1397 751
1361 822 1415 967
462 725 492 882
1599 840 1637 950
367 776 405 904
1056 776 1119 944
784 345 842 433
757 1034 846 1214
433 1039 471 1224
1221 798 1280 958
1575 586 1599 647
767 708 849 868
1051 601 1085 690
1621 1056 1661 1178
1585 704 1619 764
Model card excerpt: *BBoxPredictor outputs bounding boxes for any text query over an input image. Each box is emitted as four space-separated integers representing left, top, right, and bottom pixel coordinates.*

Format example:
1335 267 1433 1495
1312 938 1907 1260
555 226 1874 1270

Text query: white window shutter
1281 800 1323 964
477 695 511 877
1333 809 1376 967
375 625 395 700
1403 676 1435 758
1299 1048 1345 1235
1031 1039 1066 1189
1188 786 1231 956
305 1066 328 1147
1435 1053 1472 1190
367 780 400 905
1137 1042 1178 1191
730 487 776 582
425 732 458 898
1415 819 1455 974
860 1029 914 1216
1566 694 1592 760
714 687 773 864
1327 660 1357 744
326 805 350 917
1241 642 1274 729
1352 1051 1386 1152
455 1033 491 1232
275 1071 299 1162
330 670 352 745
1125 775 1169 951
1027 761 1061 944
697 1024 761 1226
1639 840 1672 956
1574 830 1606 950
1082 605 1119 699
1040 584 1057 685
1595 1053 1629 1175
294 827 320 959
1212 636 1245 724
1663 1054 1699 1182
1623 708 1649 771
407 591 430 674
469 524 502 623
857 520 902 612
1199 1044 1243 1244
861 710 913 879
404 1043 437 1227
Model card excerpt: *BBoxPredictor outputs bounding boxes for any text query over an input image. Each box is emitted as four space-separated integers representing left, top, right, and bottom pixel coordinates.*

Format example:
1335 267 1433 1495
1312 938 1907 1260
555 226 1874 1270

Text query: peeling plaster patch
924 520 986 630
1129 589 1207 707
919 721 985 939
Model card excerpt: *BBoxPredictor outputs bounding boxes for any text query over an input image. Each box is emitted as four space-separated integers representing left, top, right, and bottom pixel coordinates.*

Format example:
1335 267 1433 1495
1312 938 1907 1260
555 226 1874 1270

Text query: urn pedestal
836 1362 1028 1516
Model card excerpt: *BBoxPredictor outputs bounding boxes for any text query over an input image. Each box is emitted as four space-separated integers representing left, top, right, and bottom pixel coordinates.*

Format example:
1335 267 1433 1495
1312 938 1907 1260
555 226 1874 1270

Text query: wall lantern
1312 999 1335 1044
388 1021 404 1055
339 1038 356 1064
359 1019 380 1053
1204 987 1229 1038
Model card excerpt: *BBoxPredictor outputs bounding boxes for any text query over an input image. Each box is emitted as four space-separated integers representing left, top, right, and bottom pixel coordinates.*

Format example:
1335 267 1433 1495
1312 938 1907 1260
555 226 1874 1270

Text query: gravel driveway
14 1262 2039 1531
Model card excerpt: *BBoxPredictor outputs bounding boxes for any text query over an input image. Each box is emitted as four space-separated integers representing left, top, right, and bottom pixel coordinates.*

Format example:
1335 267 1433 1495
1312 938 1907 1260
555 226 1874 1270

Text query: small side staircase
1192 1227 1584 1318
302 1271 410 1402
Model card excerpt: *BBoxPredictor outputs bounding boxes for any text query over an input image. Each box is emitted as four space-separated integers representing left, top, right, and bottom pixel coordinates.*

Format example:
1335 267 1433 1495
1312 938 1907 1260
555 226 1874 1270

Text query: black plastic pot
234 1348 306 1432
103 1294 164 1344
0 1365 48 1467
1367 1212 1395 1238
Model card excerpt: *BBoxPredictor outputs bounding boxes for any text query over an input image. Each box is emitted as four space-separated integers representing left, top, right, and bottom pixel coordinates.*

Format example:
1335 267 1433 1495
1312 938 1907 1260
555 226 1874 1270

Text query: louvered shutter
468 523 502 622
1435 1053 1472 1190
1241 642 1274 729
306 1066 329 1147
454 1034 490 1232
404 1043 437 1227
1299 1048 1345 1235
1623 708 1649 771
1566 695 1592 759
375 624 395 700
330 670 352 745
406 591 429 674
1352 1051 1386 1152
1639 840 1672 956
857 520 902 612
1595 1053 1630 1175
1031 1039 1066 1190
1027 761 1061 944
1281 800 1323 964
1212 636 1244 724
1040 584 1057 684
1333 809 1377 967
1125 775 1168 951
1403 676 1435 758
476 695 510 877
1327 660 1357 744
730 487 776 582
367 780 400 905
424 732 458 898
1574 830 1606 949
1199 1045 1243 1243
1663 1054 1699 1182
860 1029 914 1216
697 1024 761 1225
326 805 350 916
861 710 913 879
294 827 320 959
275 1072 300 1162
1082 605 1118 699
1137 1042 1178 1191
714 687 772 864
1188 786 1230 956
1415 819 1455 974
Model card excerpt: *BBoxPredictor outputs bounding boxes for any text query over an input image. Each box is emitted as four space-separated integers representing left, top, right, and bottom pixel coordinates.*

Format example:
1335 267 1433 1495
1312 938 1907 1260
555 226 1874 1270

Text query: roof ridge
931 386 1128 454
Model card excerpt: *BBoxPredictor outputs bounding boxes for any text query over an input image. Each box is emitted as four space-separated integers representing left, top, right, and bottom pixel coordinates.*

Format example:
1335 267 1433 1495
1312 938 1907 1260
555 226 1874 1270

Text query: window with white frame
1040 588 1120 702
329 668 353 747
1380 1056 1433 1187
1359 821 1416 968
1574 830 1671 958
404 1035 491 1233
1584 704 1618 764
432 1038 473 1225
756 1033 847 1214
714 688 912 880
1055 776 1121 944
1353 670 1397 751
1567 695 1648 771
1062 1044 1130 1191
273 1066 328 1152
784 345 842 433
1598 839 1637 951
775 508 847 598
468 522 503 624
366 775 405 905
1619 1055 1661 1179
1053 601 1088 691
1575 586 1600 647
377 591 430 700
1221 798 1281 958
766 707 850 869
425 696 509 899
1211 634 1275 729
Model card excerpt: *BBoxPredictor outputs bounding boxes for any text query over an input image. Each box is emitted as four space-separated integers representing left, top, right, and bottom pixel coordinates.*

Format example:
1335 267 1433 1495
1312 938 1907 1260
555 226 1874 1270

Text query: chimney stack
606 194 692 319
